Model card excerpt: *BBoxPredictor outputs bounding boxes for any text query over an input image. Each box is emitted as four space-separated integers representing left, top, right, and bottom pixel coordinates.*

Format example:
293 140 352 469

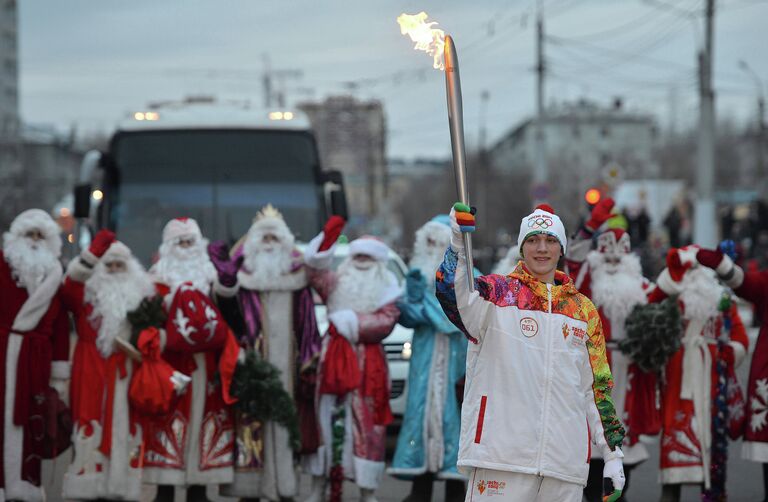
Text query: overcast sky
17 0 768 159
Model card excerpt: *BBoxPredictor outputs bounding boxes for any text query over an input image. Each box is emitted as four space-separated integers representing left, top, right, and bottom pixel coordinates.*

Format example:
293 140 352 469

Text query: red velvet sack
625 365 661 438
319 325 361 396
164 283 230 352
129 328 181 416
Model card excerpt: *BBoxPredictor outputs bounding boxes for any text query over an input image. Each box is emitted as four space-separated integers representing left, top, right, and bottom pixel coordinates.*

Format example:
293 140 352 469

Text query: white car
303 243 413 417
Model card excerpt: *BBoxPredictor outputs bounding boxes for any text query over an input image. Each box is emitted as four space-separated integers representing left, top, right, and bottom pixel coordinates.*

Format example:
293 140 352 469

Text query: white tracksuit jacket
435 247 625 486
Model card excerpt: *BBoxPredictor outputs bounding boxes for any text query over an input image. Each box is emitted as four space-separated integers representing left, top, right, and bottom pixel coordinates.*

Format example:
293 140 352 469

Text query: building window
572 125 581 138
600 125 610 137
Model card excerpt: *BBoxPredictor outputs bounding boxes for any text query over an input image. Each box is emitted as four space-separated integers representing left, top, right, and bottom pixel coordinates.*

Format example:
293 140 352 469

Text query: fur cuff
328 309 359 343
80 248 99 266
51 361 71 379
716 255 745 289
656 268 682 296
730 340 747 368
213 278 239 298
304 232 335 270
65 257 94 283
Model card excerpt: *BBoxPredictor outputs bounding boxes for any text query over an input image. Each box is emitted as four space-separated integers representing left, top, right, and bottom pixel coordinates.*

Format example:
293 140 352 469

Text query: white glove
171 371 192 394
328 309 359 343
448 207 464 251
603 457 626 492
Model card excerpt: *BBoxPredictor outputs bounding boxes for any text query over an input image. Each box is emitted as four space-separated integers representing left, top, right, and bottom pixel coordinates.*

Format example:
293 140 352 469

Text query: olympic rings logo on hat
527 215 553 229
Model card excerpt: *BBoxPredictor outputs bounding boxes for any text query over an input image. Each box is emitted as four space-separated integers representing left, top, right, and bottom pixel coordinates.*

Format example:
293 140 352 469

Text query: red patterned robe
659 302 748 486
301 267 400 490
141 283 240 486
0 252 69 501
60 260 156 500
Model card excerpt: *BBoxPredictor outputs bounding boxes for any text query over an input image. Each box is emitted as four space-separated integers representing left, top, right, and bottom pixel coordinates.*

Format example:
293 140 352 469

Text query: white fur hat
7 208 62 257
518 204 567 256
162 217 203 243
247 204 293 241
101 241 132 262
349 236 390 263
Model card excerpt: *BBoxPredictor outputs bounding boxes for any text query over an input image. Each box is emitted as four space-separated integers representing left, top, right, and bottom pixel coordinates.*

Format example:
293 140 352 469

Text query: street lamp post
738 60 766 181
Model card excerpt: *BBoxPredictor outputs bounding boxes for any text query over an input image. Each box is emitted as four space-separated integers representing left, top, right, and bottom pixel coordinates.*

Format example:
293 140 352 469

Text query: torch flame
397 12 445 70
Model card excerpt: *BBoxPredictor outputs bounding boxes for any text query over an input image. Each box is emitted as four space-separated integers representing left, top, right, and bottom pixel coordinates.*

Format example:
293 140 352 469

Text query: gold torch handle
444 35 475 292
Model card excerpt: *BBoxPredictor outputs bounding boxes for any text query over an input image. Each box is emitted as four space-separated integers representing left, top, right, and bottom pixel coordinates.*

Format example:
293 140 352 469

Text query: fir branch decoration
127 296 167 345
231 350 301 451
619 298 683 373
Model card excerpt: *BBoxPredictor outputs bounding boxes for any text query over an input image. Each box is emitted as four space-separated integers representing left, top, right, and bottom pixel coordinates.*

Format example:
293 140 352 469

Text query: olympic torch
398 13 475 291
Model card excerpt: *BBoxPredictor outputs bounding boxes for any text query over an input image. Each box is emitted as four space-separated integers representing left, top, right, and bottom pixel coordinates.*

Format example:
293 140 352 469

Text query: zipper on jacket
535 284 554 474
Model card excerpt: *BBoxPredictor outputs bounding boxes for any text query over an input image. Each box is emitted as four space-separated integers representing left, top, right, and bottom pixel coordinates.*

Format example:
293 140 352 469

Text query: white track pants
464 468 582 502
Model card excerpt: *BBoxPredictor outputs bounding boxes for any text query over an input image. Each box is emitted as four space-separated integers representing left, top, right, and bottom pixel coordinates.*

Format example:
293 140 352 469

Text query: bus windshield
109 129 323 266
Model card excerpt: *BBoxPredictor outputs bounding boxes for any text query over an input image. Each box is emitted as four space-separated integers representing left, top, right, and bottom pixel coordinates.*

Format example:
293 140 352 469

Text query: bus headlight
401 342 412 361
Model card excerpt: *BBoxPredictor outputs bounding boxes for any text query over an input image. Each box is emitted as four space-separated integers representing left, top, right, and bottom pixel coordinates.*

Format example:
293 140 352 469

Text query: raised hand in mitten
585 197 615 232
89 229 116 258
319 215 346 252
665 248 690 282
405 268 426 303
449 202 475 250
207 241 243 287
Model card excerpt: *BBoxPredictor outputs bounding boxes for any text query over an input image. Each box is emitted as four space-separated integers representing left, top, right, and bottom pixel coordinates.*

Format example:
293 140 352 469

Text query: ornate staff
398 12 475 290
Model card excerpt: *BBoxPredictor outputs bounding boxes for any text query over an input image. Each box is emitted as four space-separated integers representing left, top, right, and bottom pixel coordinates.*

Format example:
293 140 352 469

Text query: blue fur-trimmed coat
388 270 468 480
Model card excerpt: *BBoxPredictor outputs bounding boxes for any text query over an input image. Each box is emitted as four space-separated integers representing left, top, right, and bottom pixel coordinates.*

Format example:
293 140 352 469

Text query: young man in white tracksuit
435 203 626 501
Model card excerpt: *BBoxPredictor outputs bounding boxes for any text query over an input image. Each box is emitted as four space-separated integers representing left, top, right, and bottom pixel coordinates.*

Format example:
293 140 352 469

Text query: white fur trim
742 441 768 462
518 208 568 255
6 208 62 259
12 265 63 332
726 264 745 290
80 248 99 266
328 309 359 343
349 238 390 263
660 465 704 485
66 257 94 283
4 334 44 501
656 268 682 296
213 277 239 298
51 361 71 379
352 456 385 490
304 232 335 270
729 340 747 368
161 218 203 243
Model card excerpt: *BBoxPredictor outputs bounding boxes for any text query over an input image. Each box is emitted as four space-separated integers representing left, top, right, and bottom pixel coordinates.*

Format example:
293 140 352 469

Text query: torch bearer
443 35 475 292
397 12 475 291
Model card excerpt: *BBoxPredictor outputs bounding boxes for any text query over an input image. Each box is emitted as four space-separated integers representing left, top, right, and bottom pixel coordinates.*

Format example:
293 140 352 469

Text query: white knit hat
349 236 390 263
518 204 567 256
162 218 203 243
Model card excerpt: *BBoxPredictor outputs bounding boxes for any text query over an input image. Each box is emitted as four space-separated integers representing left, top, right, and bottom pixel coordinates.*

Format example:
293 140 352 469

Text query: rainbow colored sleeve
585 305 625 450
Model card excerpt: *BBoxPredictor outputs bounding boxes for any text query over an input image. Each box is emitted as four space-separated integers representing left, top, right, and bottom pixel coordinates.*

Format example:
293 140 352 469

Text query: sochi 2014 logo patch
477 479 507 496
520 317 539 338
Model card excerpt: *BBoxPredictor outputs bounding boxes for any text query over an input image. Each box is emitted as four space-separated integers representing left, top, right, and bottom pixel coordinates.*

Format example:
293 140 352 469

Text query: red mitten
318 215 346 252
666 248 691 282
89 229 116 258
696 247 724 270
585 197 615 231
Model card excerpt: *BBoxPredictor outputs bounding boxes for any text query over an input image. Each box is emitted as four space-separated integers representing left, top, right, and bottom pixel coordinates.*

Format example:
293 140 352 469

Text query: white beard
151 240 217 291
588 251 647 335
86 260 155 357
409 248 446 289
327 259 399 314
410 223 451 287
243 231 294 285
2 234 58 294
679 267 724 321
